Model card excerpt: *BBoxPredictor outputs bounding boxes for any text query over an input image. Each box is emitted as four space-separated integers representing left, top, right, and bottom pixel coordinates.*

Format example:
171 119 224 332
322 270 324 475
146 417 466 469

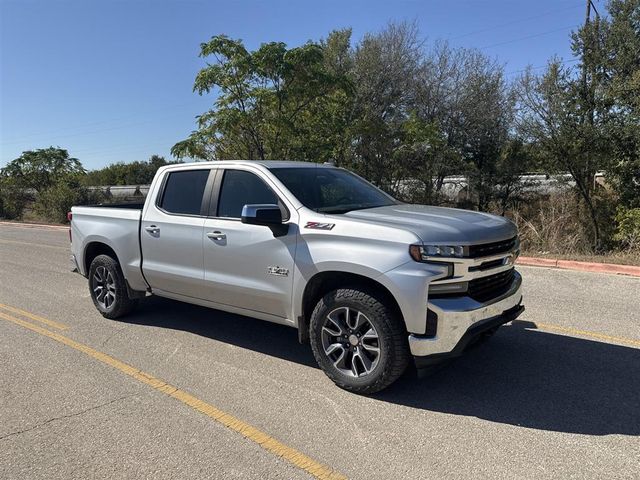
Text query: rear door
201 167 297 319
141 167 216 299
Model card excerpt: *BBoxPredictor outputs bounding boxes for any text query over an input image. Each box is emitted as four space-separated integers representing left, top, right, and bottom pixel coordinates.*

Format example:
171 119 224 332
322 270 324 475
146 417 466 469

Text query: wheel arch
298 271 405 344
84 241 121 276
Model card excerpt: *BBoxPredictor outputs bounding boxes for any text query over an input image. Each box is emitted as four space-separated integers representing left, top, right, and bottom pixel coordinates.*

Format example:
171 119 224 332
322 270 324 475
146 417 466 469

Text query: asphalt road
1 223 639 479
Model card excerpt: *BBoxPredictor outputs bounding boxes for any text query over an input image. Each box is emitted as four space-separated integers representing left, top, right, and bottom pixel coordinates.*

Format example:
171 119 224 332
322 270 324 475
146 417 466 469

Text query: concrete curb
0 221 68 231
518 256 640 277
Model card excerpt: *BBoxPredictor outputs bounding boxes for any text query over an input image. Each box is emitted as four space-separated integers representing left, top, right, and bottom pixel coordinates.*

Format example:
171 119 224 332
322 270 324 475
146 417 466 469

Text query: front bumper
408 271 523 359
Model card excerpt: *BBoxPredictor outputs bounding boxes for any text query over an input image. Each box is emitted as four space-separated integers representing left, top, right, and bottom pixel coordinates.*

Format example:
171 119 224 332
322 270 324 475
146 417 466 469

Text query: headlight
409 244 465 261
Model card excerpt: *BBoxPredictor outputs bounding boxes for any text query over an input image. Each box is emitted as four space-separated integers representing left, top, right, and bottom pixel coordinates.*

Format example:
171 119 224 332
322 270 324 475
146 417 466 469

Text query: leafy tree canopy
171 33 352 161
1 147 84 193
83 155 180 186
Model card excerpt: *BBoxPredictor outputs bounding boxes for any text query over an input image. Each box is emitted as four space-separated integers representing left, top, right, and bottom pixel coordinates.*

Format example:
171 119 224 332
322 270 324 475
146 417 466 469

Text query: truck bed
70 204 147 291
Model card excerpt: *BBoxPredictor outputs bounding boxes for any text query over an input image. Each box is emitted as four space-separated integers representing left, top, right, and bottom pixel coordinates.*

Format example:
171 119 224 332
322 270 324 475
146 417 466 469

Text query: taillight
67 212 72 243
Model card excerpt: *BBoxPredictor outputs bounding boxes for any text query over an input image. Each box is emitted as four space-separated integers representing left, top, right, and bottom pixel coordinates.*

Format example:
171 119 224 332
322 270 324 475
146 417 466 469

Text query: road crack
101 324 128 347
0 394 134 441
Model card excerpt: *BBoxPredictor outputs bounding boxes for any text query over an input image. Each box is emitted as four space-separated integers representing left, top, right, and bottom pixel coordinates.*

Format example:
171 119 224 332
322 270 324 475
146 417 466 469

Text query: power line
479 24 579 50
504 58 580 77
449 2 584 40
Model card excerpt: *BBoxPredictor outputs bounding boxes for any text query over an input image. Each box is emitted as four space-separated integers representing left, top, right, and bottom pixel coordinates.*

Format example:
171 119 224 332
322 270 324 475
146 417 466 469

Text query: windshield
270 167 398 214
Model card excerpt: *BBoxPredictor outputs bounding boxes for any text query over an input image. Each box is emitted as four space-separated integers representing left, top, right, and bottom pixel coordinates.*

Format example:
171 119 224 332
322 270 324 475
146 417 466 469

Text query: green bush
34 179 104 223
614 208 640 250
0 180 30 219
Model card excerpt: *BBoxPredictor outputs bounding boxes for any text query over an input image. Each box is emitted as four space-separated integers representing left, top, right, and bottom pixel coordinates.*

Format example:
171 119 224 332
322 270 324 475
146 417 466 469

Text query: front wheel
309 288 410 394
88 254 138 319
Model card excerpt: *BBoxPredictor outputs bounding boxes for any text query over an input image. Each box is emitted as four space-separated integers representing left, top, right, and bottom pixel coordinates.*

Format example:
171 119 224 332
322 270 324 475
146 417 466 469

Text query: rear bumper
70 254 80 274
408 271 524 361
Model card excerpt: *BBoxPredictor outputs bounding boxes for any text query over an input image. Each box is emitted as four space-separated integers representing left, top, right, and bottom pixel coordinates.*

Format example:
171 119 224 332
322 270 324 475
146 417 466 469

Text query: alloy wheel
321 306 381 377
92 266 116 309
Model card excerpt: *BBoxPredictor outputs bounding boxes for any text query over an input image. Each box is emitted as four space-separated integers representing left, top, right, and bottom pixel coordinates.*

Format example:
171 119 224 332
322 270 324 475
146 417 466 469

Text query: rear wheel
88 254 138 319
309 287 409 394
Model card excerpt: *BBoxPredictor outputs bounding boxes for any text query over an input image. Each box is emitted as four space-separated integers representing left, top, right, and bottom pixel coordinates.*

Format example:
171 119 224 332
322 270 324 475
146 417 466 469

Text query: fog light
428 282 468 295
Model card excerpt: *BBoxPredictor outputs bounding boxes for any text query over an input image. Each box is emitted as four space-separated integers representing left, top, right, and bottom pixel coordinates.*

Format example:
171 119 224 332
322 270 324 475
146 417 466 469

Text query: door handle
145 225 160 234
206 231 226 241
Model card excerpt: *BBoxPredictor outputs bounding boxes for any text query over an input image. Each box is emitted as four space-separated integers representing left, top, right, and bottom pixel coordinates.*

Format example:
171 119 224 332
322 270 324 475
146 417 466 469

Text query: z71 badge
267 266 289 277
304 222 335 230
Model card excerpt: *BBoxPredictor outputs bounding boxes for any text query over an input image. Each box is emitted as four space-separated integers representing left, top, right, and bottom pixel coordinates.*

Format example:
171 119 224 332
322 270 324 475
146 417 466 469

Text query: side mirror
241 204 283 226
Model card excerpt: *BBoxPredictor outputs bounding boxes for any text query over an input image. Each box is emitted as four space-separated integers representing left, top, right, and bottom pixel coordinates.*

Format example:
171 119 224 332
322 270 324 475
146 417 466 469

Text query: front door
202 168 297 319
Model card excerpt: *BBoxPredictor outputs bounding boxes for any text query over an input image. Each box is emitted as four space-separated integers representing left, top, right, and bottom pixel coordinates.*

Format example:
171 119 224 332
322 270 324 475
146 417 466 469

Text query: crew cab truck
70 161 524 393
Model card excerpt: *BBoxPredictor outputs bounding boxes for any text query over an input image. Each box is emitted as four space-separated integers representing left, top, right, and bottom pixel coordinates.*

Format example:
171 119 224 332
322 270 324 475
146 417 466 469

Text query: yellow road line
0 238 67 250
534 322 640 348
0 303 68 330
0 311 346 480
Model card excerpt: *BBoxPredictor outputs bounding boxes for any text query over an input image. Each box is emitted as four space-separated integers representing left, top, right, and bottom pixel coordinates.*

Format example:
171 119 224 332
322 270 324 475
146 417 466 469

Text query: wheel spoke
96 288 106 302
361 344 380 354
352 347 374 375
324 342 347 369
325 342 343 355
347 311 366 331
326 307 348 335
322 322 342 337
361 328 380 354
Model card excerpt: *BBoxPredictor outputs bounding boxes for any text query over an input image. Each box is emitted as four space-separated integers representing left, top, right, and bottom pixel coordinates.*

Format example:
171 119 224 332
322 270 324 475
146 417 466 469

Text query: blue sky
0 0 594 170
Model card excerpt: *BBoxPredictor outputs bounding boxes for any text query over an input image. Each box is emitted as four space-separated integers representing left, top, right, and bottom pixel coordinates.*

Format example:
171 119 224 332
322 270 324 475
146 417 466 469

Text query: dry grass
508 192 593 255
507 191 640 265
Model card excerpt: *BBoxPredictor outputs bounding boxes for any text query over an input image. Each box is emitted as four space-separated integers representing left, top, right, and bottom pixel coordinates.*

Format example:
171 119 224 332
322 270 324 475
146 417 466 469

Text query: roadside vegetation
1 0 638 260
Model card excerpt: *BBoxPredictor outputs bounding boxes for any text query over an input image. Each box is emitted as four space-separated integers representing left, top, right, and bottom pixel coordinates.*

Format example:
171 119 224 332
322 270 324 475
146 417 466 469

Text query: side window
159 169 210 215
217 170 278 218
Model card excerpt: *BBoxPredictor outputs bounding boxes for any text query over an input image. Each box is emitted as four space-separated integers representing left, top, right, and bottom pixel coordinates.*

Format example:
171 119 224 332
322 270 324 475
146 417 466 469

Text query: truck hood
342 204 517 244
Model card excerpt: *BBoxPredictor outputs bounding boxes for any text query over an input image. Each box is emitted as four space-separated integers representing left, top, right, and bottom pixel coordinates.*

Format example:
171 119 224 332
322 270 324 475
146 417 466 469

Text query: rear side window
217 170 278 218
159 170 210 215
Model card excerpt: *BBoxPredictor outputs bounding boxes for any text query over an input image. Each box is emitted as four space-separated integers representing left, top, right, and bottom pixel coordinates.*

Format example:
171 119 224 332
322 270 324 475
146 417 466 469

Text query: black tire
309 287 410 394
88 254 138 319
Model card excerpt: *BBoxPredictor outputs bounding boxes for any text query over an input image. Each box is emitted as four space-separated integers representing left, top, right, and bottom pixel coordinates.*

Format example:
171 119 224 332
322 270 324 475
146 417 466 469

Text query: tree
391 112 453 204
0 147 85 219
1 147 84 193
452 52 515 211
493 139 534 215
600 0 640 209
517 62 610 249
347 22 424 187
516 0 640 250
83 155 179 185
172 34 350 161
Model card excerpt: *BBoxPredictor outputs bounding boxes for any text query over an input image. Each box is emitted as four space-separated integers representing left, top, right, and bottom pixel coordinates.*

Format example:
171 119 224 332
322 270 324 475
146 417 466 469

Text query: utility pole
582 0 594 93
581 0 601 128
582 0 602 249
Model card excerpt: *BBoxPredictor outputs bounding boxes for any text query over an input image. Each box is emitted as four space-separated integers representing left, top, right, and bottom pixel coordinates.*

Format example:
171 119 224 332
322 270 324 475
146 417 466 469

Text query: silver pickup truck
70 161 524 393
